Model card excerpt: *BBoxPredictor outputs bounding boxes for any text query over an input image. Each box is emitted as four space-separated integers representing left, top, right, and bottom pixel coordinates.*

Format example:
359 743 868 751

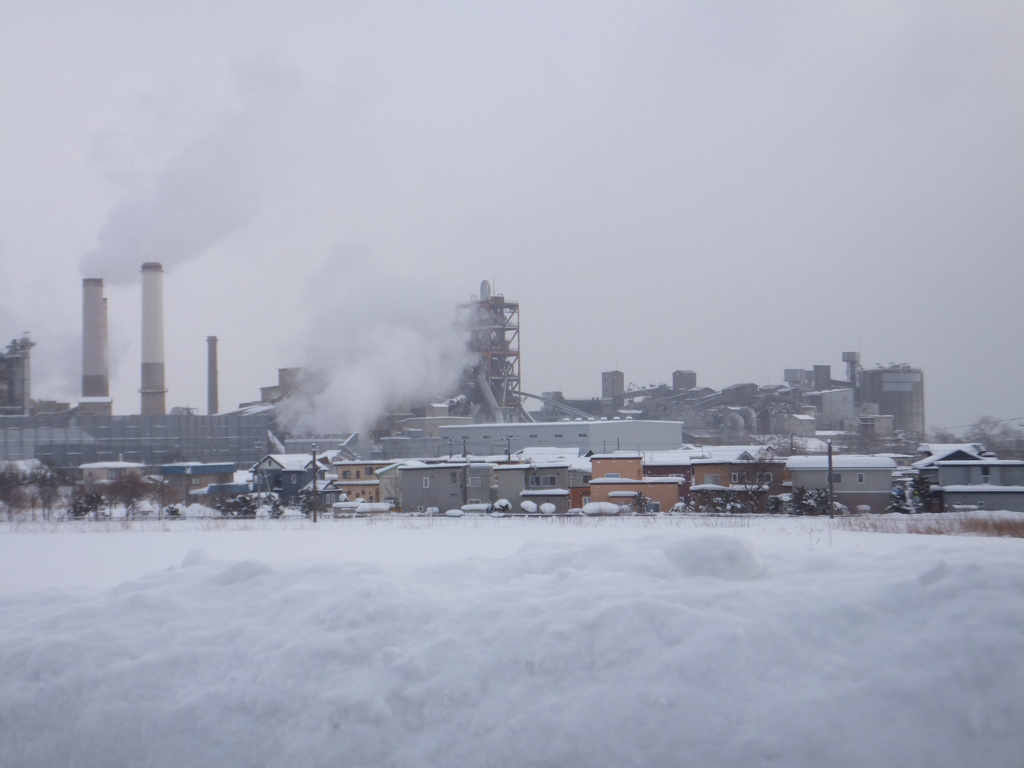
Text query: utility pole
462 436 469 458
827 439 834 520
311 442 318 524
505 435 516 462
446 436 454 459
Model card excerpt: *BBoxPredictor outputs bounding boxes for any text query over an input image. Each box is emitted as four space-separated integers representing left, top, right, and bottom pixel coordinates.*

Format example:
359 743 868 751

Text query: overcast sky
1 1 1021 433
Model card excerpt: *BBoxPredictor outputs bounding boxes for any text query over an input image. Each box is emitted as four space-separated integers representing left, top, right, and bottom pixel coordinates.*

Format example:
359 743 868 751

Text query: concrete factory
0 271 926 468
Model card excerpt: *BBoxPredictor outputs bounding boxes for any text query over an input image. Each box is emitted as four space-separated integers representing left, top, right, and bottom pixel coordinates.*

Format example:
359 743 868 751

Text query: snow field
0 517 1021 767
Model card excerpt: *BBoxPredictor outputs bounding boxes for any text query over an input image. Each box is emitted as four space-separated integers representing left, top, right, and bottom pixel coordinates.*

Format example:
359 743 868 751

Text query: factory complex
3 273 926 470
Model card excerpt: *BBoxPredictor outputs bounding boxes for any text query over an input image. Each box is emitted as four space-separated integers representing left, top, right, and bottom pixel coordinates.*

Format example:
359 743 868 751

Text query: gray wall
400 463 494 512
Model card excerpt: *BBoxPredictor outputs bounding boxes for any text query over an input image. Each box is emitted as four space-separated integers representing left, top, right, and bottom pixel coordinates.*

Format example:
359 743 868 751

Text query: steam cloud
80 54 301 284
274 256 476 436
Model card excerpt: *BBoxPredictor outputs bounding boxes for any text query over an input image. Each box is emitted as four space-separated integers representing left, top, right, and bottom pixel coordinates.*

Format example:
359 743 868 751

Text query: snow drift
0 518 1021 768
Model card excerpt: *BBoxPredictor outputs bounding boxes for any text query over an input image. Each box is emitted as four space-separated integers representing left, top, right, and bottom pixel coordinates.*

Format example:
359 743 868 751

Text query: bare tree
730 458 783 514
108 475 151 518
966 416 1024 460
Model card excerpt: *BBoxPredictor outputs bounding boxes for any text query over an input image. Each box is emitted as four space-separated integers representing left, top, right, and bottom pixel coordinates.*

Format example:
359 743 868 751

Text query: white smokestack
81 278 109 398
140 262 166 415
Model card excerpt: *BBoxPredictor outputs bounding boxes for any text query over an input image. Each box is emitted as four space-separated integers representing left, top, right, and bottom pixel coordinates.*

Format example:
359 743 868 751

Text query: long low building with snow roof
438 419 686 457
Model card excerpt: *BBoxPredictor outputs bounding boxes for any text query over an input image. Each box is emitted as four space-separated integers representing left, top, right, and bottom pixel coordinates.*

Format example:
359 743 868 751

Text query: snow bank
0 518 1021 767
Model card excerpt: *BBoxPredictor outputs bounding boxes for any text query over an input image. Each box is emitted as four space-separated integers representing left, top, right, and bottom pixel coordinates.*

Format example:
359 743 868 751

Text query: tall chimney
206 336 219 415
140 262 166 415
81 278 109 398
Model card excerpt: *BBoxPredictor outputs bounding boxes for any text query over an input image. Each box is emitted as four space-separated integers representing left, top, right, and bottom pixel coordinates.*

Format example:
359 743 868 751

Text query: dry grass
834 514 1024 538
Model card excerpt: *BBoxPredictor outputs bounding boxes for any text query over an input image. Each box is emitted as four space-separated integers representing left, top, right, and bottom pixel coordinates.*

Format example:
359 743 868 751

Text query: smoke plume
274 252 475 436
80 54 301 284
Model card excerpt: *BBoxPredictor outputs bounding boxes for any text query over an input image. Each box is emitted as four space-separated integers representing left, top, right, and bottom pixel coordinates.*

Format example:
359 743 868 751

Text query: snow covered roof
936 459 1024 467
79 461 145 469
590 476 682 485
516 446 581 459
917 443 986 456
399 461 496 470
254 454 313 471
941 484 1024 493
911 447 985 469
787 456 897 470
0 458 43 473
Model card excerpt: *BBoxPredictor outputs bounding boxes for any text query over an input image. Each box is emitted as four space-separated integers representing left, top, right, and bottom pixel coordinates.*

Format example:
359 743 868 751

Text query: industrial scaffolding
462 281 530 423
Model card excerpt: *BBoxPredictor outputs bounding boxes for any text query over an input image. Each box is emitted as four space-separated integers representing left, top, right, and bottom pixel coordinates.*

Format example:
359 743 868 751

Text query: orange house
589 454 682 513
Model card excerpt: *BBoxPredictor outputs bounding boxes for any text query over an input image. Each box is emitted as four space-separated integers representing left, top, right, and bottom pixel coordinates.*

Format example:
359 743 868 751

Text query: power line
932 416 1024 432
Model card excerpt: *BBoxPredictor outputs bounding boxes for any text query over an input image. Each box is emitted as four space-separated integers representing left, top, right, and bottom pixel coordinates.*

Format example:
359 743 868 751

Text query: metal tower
462 280 529 423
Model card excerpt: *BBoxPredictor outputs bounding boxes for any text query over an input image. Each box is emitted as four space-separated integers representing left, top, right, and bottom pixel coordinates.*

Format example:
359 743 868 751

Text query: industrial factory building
0 336 35 416
438 419 687 457
0 263 278 466
0 411 275 466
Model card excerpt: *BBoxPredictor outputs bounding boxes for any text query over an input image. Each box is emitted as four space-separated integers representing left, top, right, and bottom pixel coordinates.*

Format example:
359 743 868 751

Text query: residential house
332 460 390 503
251 454 315 500
160 462 236 504
589 454 682 513
934 459 1024 512
398 460 495 513
493 459 588 513
79 461 145 486
675 446 785 512
786 455 897 513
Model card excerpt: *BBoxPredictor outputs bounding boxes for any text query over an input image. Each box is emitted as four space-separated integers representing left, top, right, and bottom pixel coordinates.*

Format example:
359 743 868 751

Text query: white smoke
274 250 476 436
80 53 301 284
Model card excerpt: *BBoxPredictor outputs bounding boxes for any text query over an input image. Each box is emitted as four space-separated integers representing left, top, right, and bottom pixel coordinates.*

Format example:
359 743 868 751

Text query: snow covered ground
1 515 1021 768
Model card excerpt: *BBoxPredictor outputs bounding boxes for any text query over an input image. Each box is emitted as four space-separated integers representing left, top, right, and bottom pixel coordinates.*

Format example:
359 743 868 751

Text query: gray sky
1 0 1021 433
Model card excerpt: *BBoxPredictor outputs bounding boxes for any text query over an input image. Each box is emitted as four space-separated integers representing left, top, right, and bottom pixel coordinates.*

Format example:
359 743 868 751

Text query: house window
553 434 563 438
731 472 747 483
450 471 458 484
605 472 621 479
648 501 661 513
422 477 431 489
578 433 587 437
705 474 721 485
291 475 297 484
342 470 351 479
468 476 481 488
857 473 865 484
582 496 590 505
981 467 991 482
757 473 773 483
355 471 361 479
829 473 842 484
190 477 202 486
543 476 556 487
529 434 538 439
